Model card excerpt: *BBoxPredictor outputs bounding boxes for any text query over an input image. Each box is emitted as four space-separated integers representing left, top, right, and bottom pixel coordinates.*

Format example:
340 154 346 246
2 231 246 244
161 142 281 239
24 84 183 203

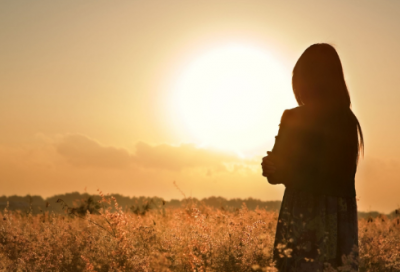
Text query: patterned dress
273 188 359 271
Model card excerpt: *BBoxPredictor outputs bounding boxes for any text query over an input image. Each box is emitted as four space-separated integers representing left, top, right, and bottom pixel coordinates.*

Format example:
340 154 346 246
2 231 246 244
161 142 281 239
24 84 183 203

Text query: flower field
0 193 399 272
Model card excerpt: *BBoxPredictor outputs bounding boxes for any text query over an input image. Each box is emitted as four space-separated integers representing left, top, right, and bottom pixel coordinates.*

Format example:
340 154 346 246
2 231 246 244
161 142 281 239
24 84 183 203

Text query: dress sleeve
265 110 298 186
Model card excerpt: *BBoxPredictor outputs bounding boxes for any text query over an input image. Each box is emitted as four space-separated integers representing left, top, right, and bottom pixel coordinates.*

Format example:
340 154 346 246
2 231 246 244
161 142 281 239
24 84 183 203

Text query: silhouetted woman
261 43 363 271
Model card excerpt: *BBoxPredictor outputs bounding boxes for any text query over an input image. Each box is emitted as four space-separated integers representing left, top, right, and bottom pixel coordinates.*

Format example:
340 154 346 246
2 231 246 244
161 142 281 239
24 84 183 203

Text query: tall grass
0 192 399 271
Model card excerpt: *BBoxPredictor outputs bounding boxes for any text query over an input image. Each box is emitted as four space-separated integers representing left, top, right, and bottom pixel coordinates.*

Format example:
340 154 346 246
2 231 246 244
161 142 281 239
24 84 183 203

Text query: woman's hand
261 151 276 177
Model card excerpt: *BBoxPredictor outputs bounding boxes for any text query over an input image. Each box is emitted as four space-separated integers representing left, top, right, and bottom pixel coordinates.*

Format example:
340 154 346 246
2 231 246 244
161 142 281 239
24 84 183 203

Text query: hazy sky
1 0 400 213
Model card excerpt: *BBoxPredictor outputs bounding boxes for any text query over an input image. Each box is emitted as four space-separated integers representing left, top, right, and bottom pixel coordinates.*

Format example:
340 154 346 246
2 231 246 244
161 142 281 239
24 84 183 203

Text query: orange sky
1 0 400 213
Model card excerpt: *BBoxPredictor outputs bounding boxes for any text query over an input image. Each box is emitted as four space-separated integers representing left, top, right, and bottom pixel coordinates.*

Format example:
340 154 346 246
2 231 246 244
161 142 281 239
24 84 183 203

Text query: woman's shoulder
285 105 314 115
285 104 334 119
284 105 357 131
281 106 309 126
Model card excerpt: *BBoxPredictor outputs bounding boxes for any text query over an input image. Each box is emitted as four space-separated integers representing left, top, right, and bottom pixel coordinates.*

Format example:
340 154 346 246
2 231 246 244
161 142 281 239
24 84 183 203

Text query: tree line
0 192 394 219
0 192 281 215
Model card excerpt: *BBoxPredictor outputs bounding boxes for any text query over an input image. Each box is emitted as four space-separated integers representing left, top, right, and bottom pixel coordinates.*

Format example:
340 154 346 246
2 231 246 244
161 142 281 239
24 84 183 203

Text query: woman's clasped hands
261 151 276 177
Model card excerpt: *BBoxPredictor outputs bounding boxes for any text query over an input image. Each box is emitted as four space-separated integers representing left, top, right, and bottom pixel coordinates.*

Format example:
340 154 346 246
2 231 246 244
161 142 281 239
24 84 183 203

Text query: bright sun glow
174 44 296 155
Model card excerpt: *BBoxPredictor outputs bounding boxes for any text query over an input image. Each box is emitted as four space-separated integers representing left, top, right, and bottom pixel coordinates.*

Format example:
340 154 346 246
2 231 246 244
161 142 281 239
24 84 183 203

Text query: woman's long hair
292 43 364 162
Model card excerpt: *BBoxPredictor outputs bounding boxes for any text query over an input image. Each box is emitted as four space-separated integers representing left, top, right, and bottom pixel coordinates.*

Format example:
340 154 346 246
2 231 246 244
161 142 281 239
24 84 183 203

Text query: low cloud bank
56 134 247 171
57 134 131 168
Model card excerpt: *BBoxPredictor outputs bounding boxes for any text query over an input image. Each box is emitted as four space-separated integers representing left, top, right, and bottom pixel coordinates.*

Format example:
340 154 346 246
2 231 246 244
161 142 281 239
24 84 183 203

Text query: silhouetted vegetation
0 193 396 219
57 196 101 216
0 192 281 215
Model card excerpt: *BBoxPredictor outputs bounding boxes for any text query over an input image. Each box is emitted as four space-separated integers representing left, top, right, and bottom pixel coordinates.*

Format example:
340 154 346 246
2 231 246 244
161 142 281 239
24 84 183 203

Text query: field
1 192 400 272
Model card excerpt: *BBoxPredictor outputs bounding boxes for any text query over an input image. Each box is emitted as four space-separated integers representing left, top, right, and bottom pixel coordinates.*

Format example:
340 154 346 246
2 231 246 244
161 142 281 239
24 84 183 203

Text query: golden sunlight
174 43 295 154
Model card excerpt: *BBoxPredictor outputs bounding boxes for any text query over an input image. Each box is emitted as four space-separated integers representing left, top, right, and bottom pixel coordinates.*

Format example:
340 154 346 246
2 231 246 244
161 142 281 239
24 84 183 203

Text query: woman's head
293 43 364 161
292 43 350 107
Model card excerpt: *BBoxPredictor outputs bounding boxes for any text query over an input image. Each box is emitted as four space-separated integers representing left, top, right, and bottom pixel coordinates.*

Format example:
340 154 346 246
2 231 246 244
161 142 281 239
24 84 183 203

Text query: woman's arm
262 109 298 185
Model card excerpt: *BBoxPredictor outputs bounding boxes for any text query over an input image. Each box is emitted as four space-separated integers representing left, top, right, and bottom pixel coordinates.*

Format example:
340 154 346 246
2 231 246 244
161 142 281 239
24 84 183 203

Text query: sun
173 43 296 155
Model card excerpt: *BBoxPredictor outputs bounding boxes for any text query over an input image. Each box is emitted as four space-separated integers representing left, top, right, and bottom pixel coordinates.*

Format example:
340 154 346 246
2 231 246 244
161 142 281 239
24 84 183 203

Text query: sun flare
174 44 296 155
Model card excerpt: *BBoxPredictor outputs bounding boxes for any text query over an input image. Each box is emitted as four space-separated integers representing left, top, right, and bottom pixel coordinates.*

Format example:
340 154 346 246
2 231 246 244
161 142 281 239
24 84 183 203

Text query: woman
261 43 363 271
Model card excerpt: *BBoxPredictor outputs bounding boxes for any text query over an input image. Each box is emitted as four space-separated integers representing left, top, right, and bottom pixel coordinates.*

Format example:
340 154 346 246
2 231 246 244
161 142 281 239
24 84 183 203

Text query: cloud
132 141 241 171
0 136 281 203
55 134 248 172
56 134 132 168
